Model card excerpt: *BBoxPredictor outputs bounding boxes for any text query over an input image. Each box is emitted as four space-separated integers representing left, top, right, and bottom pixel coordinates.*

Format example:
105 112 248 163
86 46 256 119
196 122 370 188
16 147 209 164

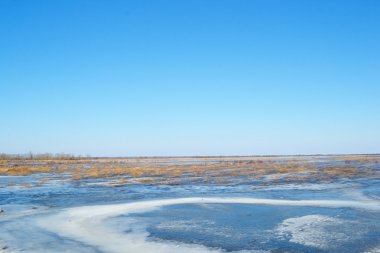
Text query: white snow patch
36 197 380 253
363 246 380 253
0 240 16 253
275 215 351 250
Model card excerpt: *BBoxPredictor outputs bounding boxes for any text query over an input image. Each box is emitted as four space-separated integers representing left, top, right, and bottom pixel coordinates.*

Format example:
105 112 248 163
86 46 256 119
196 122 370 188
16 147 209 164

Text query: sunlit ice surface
1 155 380 253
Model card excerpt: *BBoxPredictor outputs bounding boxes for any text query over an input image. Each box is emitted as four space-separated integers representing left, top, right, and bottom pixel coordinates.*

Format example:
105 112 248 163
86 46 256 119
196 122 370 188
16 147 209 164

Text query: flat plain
1 155 380 253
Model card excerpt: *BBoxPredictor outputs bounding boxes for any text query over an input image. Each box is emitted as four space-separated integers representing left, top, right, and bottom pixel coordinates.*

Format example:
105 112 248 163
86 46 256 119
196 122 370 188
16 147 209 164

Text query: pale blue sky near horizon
0 0 379 156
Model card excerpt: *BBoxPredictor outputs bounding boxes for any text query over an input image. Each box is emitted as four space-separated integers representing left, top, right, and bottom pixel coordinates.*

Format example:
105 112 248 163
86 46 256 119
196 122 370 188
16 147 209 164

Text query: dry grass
0 165 53 176
0 155 379 187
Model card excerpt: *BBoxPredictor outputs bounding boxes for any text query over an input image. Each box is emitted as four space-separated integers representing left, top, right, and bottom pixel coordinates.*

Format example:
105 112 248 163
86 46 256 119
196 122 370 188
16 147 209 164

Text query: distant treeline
0 153 88 160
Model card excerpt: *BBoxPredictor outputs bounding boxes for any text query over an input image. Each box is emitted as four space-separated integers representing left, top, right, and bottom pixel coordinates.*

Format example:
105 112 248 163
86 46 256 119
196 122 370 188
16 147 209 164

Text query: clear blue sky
0 0 379 156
